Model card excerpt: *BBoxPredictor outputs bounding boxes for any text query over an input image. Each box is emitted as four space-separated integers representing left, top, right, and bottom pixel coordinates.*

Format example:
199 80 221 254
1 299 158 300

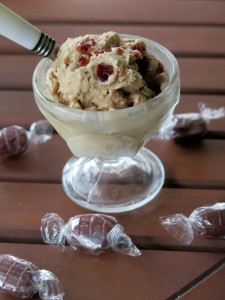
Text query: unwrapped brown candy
0 254 64 299
0 120 53 160
154 103 225 142
160 203 225 245
41 213 141 256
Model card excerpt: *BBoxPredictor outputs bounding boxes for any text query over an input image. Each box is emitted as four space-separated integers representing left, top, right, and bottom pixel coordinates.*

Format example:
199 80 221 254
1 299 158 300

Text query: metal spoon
0 3 59 60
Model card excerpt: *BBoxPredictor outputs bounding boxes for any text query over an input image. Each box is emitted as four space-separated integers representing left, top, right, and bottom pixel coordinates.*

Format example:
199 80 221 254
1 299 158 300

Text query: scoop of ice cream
47 32 167 111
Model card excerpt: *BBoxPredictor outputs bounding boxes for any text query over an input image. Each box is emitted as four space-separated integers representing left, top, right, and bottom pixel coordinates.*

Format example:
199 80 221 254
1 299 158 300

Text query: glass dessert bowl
32 34 180 213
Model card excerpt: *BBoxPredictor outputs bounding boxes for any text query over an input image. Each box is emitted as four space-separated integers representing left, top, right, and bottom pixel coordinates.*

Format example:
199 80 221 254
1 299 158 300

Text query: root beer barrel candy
0 254 38 298
0 121 53 161
0 254 64 299
0 125 29 159
172 114 207 141
190 203 225 238
41 213 141 256
160 203 225 245
155 103 225 142
154 113 208 142
65 214 118 252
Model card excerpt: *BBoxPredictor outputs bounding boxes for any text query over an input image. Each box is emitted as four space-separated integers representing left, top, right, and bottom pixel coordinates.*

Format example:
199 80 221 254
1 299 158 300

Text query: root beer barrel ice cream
47 31 167 111
33 32 179 157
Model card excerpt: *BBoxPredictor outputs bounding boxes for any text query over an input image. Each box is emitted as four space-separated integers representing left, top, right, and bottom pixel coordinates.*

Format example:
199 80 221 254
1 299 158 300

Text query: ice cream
33 33 179 157
47 32 167 111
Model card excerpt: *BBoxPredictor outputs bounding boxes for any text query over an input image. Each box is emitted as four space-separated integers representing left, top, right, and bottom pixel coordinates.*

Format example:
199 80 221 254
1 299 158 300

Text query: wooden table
0 1 225 299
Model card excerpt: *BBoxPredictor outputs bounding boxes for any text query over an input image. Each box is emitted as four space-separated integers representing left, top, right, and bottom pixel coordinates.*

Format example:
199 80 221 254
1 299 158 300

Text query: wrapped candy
0 125 29 159
29 120 53 144
154 102 225 142
0 254 64 299
0 120 53 160
160 202 225 245
41 213 141 257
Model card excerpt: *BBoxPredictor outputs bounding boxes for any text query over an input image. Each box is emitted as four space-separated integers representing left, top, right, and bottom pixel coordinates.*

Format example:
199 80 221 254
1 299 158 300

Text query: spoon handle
0 4 57 58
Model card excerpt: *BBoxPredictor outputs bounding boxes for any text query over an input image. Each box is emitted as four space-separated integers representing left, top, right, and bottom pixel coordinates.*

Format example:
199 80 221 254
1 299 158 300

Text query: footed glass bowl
32 35 180 213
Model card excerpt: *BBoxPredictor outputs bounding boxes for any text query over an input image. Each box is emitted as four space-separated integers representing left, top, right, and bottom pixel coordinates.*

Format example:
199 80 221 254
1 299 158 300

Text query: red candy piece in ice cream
77 55 89 67
117 48 124 55
77 38 96 54
96 64 114 82
93 49 107 56
131 43 145 53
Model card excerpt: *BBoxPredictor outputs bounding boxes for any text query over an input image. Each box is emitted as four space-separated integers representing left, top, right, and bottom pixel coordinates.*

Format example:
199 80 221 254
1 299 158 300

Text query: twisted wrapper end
160 214 194 245
107 224 142 257
41 213 66 248
32 269 65 300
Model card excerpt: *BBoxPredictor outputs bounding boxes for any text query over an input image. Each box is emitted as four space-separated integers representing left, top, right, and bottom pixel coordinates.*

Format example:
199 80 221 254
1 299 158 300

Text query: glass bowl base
62 147 165 213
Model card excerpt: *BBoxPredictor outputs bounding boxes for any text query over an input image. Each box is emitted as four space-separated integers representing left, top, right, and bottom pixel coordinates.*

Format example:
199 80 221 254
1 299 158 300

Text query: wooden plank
175 94 225 133
181 264 225 300
0 135 71 182
1 181 225 252
150 139 225 189
0 91 224 132
0 56 39 90
0 55 225 93
180 58 225 94
0 136 225 188
1 0 225 25
0 91 43 128
1 25 225 57
0 243 224 300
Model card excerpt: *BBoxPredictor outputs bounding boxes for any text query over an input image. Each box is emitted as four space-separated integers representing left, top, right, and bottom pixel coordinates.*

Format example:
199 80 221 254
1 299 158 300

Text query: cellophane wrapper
160 203 225 245
0 120 53 161
154 102 225 140
41 213 141 256
29 120 53 144
0 254 64 299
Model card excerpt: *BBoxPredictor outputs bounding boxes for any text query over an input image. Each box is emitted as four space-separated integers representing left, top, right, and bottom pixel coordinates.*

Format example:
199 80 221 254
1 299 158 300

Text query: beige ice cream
47 32 167 111
33 32 179 157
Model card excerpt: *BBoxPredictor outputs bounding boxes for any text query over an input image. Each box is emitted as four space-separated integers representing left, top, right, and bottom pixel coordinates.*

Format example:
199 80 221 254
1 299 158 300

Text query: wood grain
0 136 225 188
1 25 225 57
150 139 225 189
1 0 225 25
1 181 225 252
181 264 225 300
0 243 224 300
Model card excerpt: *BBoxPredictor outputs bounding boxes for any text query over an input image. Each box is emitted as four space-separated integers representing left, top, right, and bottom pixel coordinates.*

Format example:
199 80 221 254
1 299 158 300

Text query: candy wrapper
41 213 141 257
0 120 53 161
154 102 225 141
160 203 225 245
0 254 64 299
